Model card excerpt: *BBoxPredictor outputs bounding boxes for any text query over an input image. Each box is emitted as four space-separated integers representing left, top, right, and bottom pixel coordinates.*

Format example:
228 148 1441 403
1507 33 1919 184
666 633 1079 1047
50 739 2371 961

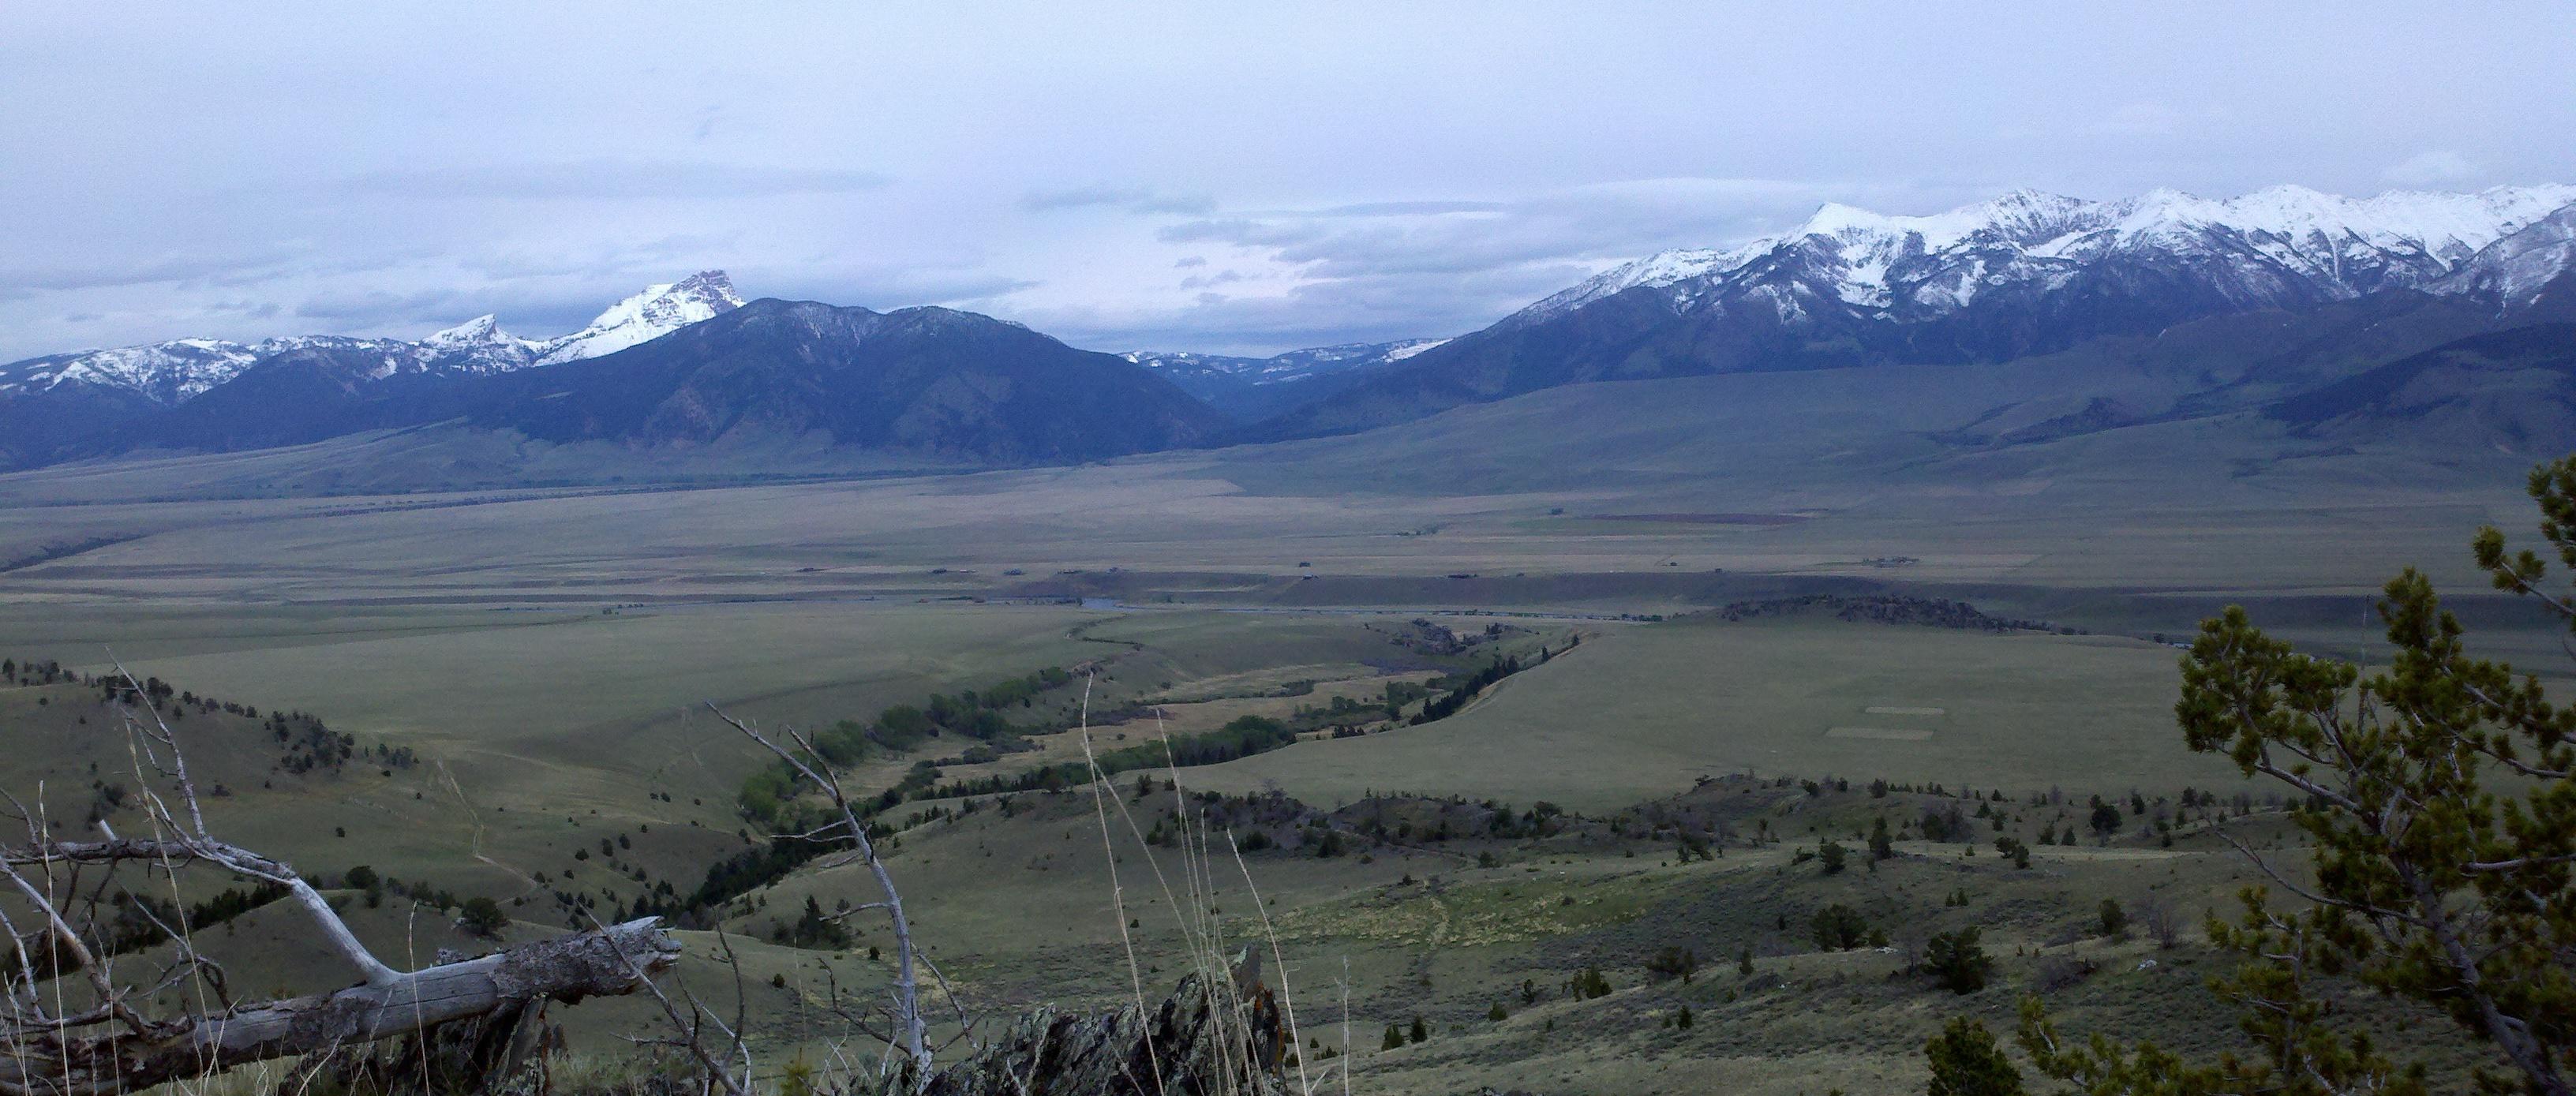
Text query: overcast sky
4 2 2572 361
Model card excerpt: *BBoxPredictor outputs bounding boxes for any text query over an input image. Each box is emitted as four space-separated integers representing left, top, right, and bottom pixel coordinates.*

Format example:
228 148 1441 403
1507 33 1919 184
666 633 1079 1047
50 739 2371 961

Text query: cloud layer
2 3 2571 361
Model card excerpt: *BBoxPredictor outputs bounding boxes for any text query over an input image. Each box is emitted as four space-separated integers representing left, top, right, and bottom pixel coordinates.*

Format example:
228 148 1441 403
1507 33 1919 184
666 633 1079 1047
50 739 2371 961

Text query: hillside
2268 323 2576 452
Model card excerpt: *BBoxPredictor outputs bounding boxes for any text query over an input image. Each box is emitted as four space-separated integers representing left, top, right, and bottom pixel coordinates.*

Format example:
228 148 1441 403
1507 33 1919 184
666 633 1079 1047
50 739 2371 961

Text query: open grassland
0 602 1115 915
0 361 2545 619
0 607 1526 922
704 769 2487 1095
0 596 2544 1094
3 365 2567 1093
1192 617 2249 814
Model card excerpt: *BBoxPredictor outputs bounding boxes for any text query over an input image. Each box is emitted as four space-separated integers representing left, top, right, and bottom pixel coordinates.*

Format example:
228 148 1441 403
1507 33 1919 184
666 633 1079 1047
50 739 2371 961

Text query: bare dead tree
0 661 682 1096
605 917 754 1096
2133 892 2182 951
703 701 942 1090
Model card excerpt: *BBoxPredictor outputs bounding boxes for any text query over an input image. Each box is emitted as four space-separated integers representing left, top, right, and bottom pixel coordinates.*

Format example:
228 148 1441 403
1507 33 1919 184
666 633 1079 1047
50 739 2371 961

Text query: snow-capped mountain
1507 185 2576 330
2435 204 2576 310
1121 338 1451 420
1258 184 2576 440
0 271 743 407
530 271 743 365
0 339 269 406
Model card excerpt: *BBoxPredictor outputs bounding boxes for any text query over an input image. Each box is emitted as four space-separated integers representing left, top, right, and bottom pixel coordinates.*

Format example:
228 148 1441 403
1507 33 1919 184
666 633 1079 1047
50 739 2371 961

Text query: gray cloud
1021 186 1216 215
0 246 315 294
331 161 892 202
2383 151 2482 187
2 3 2570 361
294 288 470 326
1305 200 1511 218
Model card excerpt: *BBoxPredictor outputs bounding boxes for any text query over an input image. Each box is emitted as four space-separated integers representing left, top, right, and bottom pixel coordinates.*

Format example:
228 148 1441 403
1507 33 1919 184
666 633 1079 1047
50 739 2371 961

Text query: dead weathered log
315 993 565 1096
900 961 1288 1096
0 917 678 1096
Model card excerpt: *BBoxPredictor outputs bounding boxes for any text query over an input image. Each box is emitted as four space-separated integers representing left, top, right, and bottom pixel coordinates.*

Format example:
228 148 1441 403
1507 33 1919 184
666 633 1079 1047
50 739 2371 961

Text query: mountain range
1255 184 2576 438
3 183 2573 478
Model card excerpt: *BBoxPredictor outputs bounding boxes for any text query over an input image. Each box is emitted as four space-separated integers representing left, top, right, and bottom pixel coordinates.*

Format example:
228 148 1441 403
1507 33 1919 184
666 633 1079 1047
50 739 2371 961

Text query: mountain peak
532 271 746 366
423 313 514 348
671 270 739 302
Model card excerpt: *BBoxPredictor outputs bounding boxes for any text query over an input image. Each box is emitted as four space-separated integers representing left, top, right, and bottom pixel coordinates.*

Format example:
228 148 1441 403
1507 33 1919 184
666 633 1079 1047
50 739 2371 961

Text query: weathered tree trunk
903 962 1288 1096
0 918 678 1096
316 993 566 1096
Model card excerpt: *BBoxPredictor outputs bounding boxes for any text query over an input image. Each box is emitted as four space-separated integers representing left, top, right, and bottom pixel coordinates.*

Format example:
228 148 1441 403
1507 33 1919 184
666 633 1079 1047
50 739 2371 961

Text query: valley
5 160 2574 1093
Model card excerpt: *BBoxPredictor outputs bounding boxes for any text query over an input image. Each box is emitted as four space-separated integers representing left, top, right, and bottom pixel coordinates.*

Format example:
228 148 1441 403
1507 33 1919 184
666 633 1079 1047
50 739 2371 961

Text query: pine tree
2019 456 2576 1094
1925 1017 2024 1096
1920 927 1990 995
2096 898 2127 939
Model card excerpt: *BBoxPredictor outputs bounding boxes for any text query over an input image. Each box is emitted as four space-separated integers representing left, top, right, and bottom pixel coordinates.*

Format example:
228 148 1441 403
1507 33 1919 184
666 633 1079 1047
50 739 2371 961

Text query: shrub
1572 966 1612 999
1645 945 1698 983
1994 836 2031 869
2098 898 2129 938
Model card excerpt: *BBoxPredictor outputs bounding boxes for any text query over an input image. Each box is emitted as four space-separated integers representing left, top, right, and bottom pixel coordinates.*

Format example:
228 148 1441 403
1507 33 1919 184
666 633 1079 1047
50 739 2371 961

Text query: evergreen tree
2019 456 2576 1094
457 896 508 938
2087 802 2121 842
1920 927 1990 995
1925 1017 2025 1096
1810 903 1869 950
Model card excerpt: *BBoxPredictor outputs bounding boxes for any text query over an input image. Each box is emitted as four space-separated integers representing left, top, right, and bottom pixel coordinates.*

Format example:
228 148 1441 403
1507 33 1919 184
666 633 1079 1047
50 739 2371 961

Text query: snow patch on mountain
1510 184 2576 328
0 339 266 404
1124 337 1450 387
531 271 743 366
2436 204 2576 309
